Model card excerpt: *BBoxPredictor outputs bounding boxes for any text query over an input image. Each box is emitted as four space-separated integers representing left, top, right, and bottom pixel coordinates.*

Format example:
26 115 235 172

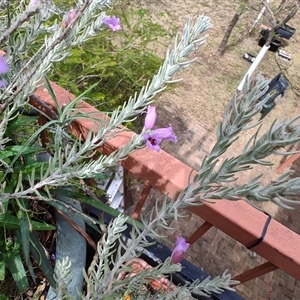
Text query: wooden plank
187 221 213 244
233 262 278 284
131 181 152 219
276 152 300 174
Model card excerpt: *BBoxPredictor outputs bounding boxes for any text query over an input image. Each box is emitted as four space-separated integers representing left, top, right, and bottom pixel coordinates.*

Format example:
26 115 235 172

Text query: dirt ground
136 0 300 124
130 0 300 125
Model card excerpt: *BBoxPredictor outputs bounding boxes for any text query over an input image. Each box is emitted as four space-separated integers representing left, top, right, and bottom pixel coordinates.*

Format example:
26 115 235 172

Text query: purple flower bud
144 105 157 130
50 253 56 260
0 56 9 89
103 16 122 31
143 124 177 152
61 9 77 28
0 56 9 75
171 236 190 264
68 9 77 22
29 0 39 6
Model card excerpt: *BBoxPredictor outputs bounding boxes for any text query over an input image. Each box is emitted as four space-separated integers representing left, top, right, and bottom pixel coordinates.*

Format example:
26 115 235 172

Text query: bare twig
0 5 39 45
56 208 97 251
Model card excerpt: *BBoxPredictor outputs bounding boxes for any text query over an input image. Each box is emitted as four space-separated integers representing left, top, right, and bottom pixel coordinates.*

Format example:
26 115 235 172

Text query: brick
216 229 228 239
287 276 296 291
273 271 282 283
281 271 289 280
245 279 254 291
294 286 300 298
270 279 279 292
226 236 237 247
278 276 288 287
244 254 261 268
209 245 218 256
275 291 285 300
264 271 274 284
255 278 270 291
190 242 202 254
260 286 273 300
252 283 262 299
235 284 252 298
215 240 229 257
210 236 223 255
207 226 217 238
281 286 295 299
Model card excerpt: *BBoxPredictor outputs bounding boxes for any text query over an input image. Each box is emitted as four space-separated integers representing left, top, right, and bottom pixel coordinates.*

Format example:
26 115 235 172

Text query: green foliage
50 6 174 116
0 114 56 293
53 189 145 230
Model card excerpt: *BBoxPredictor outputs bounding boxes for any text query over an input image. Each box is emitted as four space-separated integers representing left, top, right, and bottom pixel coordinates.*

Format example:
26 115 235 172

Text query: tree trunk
282 0 300 24
265 27 276 47
277 0 287 11
216 13 240 56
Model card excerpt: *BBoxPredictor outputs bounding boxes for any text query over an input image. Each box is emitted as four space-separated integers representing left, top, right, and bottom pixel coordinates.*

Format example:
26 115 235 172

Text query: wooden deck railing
276 152 300 174
32 82 300 285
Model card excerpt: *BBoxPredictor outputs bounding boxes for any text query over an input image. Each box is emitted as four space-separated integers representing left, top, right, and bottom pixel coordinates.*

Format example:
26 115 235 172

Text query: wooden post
232 261 278 284
131 181 152 219
187 221 213 244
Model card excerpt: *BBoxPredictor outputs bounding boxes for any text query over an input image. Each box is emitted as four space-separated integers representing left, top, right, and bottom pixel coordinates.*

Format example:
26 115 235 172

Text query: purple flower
143 124 177 152
103 16 122 31
61 9 77 28
171 237 190 264
29 0 39 6
0 56 9 89
0 56 9 75
144 105 157 130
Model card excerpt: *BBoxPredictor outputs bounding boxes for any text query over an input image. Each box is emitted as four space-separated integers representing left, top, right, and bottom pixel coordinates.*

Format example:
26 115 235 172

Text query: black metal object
259 29 281 52
258 37 281 52
259 101 276 120
258 24 296 52
275 24 296 40
243 53 256 63
258 73 288 105
258 73 289 120
278 49 292 61
246 212 272 250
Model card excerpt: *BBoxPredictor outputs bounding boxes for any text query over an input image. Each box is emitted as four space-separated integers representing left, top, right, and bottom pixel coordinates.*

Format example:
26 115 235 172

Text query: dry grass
131 0 300 128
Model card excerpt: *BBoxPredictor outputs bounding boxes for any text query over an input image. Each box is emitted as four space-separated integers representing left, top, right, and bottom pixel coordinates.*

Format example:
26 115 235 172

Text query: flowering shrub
1 0 300 299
